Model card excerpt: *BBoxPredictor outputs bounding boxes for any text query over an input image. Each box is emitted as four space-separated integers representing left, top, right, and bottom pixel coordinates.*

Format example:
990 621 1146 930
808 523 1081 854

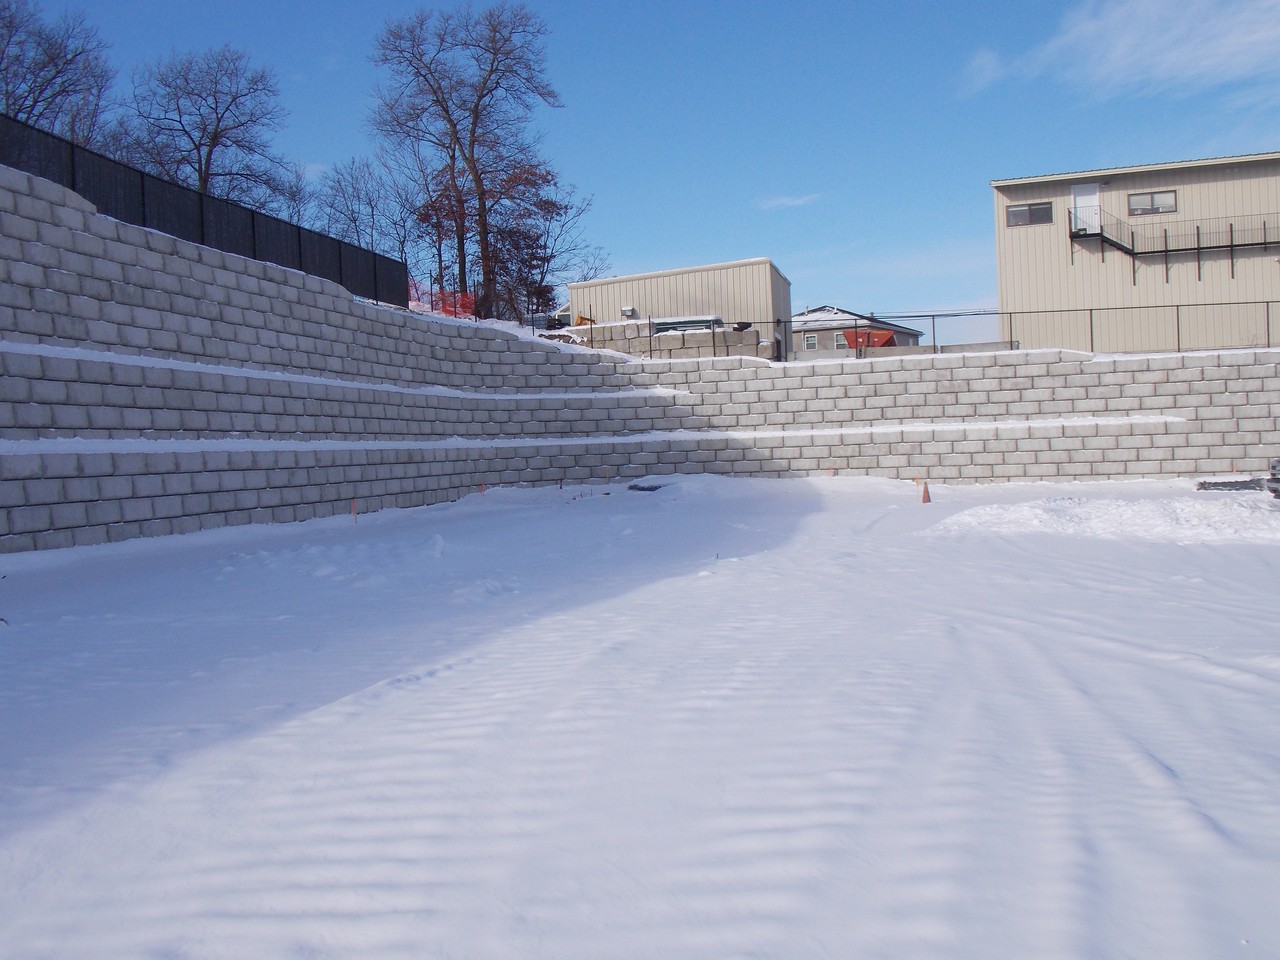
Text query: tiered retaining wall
3 163 1279 552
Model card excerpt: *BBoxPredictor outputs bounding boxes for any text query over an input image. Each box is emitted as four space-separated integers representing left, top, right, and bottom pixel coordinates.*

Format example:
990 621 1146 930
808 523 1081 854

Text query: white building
791 306 922 358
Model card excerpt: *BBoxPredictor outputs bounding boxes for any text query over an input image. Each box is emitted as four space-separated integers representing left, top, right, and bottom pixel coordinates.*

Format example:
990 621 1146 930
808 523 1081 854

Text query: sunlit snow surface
1 475 1278 959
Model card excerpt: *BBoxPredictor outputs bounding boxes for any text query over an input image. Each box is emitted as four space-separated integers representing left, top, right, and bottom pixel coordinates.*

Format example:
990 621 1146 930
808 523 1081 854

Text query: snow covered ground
2 474 1278 959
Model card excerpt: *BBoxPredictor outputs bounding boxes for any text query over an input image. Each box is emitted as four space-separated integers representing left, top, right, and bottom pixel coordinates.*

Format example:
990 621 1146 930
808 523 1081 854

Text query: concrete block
10 504 53 534
50 501 89 529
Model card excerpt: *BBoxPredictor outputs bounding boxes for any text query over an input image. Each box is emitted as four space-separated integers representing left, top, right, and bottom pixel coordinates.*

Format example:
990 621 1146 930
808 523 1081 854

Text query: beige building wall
992 154 1280 351
568 258 792 357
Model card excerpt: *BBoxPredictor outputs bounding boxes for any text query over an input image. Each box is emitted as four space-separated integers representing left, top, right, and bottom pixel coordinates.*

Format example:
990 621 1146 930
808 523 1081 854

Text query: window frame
1127 190 1177 216
1006 201 1053 227
803 333 817 350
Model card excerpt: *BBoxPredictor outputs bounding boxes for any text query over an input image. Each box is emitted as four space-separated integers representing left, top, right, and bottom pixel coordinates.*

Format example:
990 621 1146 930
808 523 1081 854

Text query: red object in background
437 291 476 317
411 282 476 318
843 328 896 349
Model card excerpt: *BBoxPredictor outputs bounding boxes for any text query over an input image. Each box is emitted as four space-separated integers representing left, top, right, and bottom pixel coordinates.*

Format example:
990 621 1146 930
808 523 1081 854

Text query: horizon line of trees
0 0 607 321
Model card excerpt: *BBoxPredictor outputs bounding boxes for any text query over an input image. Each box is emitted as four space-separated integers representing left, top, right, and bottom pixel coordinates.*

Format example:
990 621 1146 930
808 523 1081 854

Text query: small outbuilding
566 258 793 360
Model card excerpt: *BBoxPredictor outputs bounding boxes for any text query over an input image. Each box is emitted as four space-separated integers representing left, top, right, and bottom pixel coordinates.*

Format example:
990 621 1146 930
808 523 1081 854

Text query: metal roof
792 306 923 337
990 150 1280 188
568 257 790 288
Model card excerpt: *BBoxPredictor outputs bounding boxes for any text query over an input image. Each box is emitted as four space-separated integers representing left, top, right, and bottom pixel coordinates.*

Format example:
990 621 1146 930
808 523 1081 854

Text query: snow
0 415 1189 458
2 474 1278 959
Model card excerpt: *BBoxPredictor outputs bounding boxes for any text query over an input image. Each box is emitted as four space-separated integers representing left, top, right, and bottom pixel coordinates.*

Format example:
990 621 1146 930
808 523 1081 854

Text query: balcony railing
1068 205 1279 258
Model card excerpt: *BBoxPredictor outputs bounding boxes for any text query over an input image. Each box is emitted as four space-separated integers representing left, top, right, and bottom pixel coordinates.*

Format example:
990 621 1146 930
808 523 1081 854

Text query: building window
1128 190 1177 216
836 333 850 349
803 333 817 350
1006 201 1053 226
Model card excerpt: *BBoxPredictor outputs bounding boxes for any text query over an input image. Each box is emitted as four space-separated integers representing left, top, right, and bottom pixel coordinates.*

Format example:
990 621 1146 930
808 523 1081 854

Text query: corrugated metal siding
568 259 789 331
995 158 1280 351
1178 302 1272 350
769 265 792 324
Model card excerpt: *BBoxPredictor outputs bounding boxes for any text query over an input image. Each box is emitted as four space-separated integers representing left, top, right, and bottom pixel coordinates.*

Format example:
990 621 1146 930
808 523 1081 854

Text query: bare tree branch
373 2 561 318
0 0 113 145
113 44 289 211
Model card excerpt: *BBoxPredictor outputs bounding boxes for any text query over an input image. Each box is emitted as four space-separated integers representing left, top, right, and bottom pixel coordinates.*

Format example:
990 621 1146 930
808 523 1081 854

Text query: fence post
1089 309 1095 353
1176 305 1182 352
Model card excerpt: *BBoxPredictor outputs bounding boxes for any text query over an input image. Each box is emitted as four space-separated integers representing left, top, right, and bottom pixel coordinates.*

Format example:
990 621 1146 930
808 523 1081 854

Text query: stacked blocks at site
2 163 1278 551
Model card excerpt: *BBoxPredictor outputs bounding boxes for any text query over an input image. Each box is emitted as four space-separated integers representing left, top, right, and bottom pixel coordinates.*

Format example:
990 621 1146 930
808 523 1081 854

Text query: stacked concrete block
0 163 632 395
4 161 1280 552
556 321 774 361
0 343 684 444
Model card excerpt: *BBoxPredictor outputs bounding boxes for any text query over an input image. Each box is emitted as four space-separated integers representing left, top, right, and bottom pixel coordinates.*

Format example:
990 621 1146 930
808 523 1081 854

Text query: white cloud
756 193 821 211
960 48 1006 96
971 0 1280 97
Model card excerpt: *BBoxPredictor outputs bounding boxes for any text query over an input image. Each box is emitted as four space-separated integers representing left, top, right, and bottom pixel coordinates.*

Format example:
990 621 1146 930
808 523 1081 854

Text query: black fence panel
299 228 342 287
0 113 73 187
142 174 203 244
73 149 144 224
253 211 301 271
339 241 376 301
201 194 255 259
374 253 409 307
1 112 409 305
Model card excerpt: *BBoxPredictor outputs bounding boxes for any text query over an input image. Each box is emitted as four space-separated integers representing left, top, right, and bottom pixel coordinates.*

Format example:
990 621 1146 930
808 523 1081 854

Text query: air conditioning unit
620 305 635 317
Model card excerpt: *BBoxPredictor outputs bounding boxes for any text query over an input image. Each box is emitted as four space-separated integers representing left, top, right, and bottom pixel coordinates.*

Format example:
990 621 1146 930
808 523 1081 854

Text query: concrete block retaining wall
3 164 1279 551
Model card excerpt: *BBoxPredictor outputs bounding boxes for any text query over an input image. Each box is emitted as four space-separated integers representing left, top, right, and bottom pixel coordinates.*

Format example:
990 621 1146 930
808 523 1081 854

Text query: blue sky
37 0 1280 335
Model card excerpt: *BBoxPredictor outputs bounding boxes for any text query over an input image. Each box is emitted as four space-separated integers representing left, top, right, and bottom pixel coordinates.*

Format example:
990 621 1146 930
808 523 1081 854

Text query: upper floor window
1006 201 1053 226
1128 190 1177 216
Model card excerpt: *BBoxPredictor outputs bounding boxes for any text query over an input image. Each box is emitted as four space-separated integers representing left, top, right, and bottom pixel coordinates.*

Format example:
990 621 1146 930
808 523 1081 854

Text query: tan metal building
567 257 793 360
992 153 1280 352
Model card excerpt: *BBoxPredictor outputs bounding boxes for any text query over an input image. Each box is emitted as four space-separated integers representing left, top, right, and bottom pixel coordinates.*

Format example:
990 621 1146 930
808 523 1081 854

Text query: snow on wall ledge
2 162 1279 551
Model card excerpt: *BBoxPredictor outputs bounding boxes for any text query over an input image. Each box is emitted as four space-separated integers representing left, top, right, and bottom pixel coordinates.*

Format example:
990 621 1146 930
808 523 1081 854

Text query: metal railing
1069 204 1135 252
0 113 409 307
1069 204 1279 258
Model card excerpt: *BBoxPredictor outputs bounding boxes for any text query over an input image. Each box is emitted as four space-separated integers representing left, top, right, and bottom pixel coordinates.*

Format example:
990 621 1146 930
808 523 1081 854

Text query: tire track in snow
3 480 1280 959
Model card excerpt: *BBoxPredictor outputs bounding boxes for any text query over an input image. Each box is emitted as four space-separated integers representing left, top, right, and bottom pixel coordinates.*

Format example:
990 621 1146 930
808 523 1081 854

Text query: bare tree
114 44 288 210
379 144 456 291
315 148 445 285
490 162 608 323
373 2 561 318
271 162 318 227
0 0 113 145
316 156 384 249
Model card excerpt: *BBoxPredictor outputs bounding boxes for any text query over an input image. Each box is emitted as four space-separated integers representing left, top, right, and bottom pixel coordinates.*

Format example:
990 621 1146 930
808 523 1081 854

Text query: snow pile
1 476 1278 959
929 493 1280 542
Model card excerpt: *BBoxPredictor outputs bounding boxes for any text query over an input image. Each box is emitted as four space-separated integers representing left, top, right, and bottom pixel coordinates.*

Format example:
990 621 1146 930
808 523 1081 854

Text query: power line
868 307 998 321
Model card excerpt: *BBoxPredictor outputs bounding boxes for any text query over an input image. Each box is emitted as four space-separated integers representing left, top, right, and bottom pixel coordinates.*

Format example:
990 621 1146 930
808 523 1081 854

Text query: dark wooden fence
0 113 409 307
